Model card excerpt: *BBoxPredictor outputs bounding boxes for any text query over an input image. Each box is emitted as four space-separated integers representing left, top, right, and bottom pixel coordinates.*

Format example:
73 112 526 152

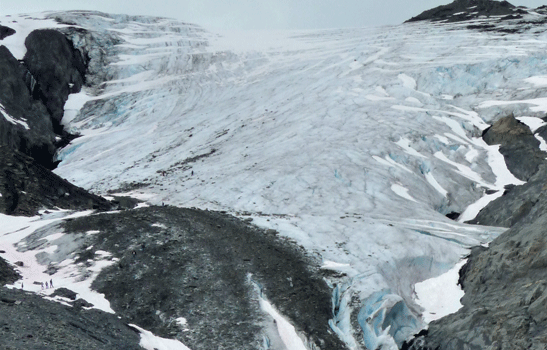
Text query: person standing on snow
50 279 53 288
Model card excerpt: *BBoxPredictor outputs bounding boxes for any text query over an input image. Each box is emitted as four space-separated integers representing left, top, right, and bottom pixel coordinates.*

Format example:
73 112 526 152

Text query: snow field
414 259 467 323
0 210 115 312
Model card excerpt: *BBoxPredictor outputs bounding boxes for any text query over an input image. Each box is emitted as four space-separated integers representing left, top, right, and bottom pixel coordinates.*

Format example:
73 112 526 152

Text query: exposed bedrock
0 256 20 286
0 25 15 40
61 206 348 350
0 146 112 215
469 162 547 227
482 115 546 182
0 27 116 215
0 45 57 169
468 115 547 227
407 0 521 23
23 29 87 134
0 287 143 350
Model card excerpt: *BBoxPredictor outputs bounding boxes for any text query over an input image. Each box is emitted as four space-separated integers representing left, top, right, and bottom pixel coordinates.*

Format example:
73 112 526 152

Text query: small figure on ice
45 281 49 289
41 282 44 290
50 279 53 288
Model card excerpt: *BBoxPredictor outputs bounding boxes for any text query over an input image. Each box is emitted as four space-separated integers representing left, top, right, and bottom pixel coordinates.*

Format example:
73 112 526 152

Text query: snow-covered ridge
2 10 547 348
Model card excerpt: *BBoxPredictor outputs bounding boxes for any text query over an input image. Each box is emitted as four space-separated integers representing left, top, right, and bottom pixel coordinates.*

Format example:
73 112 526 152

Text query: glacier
3 8 547 349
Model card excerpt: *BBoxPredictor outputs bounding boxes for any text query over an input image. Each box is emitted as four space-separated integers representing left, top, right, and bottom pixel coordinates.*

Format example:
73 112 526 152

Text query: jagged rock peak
406 0 527 23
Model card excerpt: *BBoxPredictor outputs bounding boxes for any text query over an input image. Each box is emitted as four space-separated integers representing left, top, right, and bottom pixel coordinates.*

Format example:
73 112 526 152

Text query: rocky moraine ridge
3 2 547 350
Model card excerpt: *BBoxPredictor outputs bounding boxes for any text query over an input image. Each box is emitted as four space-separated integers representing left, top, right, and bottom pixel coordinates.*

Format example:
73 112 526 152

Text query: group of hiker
40 279 54 290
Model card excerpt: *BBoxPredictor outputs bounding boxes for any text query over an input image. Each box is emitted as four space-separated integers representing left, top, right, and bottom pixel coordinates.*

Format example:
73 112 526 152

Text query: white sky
1 0 547 30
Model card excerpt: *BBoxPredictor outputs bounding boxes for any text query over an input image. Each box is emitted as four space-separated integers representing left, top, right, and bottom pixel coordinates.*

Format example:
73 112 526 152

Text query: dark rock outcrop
51 287 78 301
0 45 57 169
468 115 547 227
0 25 15 40
407 0 522 23
60 206 348 350
0 287 142 350
0 146 112 215
0 27 116 216
469 163 547 227
482 115 546 181
23 29 87 134
0 257 20 286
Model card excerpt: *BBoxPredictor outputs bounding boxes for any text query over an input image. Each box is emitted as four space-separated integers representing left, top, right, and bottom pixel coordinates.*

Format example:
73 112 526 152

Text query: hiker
21 283 23 289
50 279 53 288
41 282 44 290
45 281 49 289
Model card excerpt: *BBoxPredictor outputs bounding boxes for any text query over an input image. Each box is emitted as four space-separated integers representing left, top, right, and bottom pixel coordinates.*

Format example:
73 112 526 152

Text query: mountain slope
3 3 547 349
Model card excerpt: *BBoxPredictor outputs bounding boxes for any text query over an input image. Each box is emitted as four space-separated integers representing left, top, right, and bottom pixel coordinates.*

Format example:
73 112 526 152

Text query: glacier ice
4 9 546 348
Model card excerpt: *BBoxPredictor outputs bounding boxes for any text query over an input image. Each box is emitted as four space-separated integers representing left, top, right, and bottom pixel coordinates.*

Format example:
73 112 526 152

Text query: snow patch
391 184 417 202
129 324 192 350
0 103 29 130
259 296 308 350
517 116 546 132
398 73 417 90
424 172 448 197
414 259 467 323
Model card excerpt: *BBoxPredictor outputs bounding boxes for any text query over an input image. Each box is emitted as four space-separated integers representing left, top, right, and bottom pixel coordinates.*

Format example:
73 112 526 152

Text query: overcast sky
2 0 547 30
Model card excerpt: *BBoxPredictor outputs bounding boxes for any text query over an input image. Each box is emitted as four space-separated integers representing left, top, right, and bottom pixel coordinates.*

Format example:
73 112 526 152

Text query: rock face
23 29 87 134
61 206 348 350
0 26 115 216
0 25 15 40
0 45 56 169
406 0 522 23
482 115 546 181
0 27 89 169
468 115 547 226
0 287 143 350
0 257 19 286
0 146 112 215
469 163 547 227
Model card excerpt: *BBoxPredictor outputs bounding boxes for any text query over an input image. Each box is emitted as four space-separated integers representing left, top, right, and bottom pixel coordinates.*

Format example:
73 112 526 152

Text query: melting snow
129 324 192 350
414 259 467 323
517 116 547 132
0 210 115 313
391 184 417 202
